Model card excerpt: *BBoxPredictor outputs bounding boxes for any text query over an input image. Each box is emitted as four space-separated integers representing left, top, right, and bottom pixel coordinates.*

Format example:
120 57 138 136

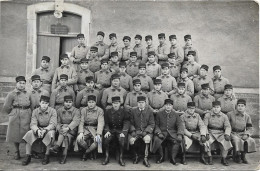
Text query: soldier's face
110 37 117 44
148 55 155 63
154 84 162 91
59 79 67 87
130 56 137 62
159 37 165 44
224 89 233 96
32 80 42 89
187 55 194 62
181 72 188 78
201 88 210 95
111 56 119 62
64 100 73 109
61 58 69 65
41 60 49 69
237 104 246 113
214 70 222 78
168 58 176 63
119 66 126 73
87 100 96 109
139 68 146 74
185 39 192 46
123 39 130 46
165 103 173 111
112 79 120 87
200 68 207 76
134 84 141 91
138 101 146 109
101 63 108 69
77 38 85 44
97 35 104 42
80 62 89 70
90 51 98 57
162 67 169 75
40 101 49 110
170 39 177 45
112 101 121 110
135 38 141 45
146 39 152 46
178 87 185 94
16 81 26 90
187 107 195 114
86 81 94 88
213 106 221 114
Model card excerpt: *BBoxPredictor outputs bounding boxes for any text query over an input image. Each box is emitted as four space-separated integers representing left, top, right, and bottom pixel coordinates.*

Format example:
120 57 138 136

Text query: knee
129 137 136 145
143 135 151 143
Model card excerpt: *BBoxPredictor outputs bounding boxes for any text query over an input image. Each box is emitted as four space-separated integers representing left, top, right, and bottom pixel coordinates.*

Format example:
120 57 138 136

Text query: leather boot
82 152 87 161
102 145 109 165
221 157 229 166
170 143 180 165
200 146 208 165
133 144 140 164
235 152 242 164
143 144 150 167
208 156 213 165
14 151 21 160
42 154 50 165
181 152 187 165
50 145 60 154
59 155 67 164
119 146 125 166
156 146 164 164
22 155 31 166
241 152 248 164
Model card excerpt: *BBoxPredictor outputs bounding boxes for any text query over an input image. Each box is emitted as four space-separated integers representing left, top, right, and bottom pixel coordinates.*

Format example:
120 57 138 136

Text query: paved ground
0 138 259 170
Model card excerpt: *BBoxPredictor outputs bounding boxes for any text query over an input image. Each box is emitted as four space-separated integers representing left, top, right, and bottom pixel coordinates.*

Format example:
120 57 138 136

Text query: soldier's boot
102 145 110 165
181 151 187 165
143 143 150 167
60 138 68 164
85 142 97 154
50 145 60 154
119 146 125 166
235 152 242 164
79 141 89 161
200 146 208 165
156 146 164 164
241 152 249 164
221 157 229 166
14 151 21 160
208 156 213 165
170 143 180 165
133 144 140 164
22 155 31 166
42 154 50 165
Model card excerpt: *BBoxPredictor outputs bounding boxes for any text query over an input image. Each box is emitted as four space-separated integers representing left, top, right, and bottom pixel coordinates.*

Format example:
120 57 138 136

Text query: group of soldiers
2 31 256 168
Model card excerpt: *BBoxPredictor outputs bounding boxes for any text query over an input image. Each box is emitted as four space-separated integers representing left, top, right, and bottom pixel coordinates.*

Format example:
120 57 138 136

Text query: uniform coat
32 67 54 93
30 87 50 109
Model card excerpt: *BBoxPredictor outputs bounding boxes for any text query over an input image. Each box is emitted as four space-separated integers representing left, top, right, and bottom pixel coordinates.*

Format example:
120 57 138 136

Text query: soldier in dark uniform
102 96 130 166
129 96 155 167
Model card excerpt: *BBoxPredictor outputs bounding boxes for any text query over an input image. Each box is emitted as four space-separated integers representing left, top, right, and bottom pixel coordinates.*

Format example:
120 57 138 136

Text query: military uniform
124 91 149 113
194 93 215 116
147 89 168 111
157 74 177 94
94 69 113 89
183 45 199 63
119 72 133 92
126 61 139 78
193 75 214 94
212 76 230 99
170 93 192 112
169 45 184 65
133 35 146 63
109 61 120 73
30 87 50 109
74 68 94 92
90 40 109 58
133 74 154 93
70 44 89 69
177 77 195 97
145 44 158 63
182 61 200 79
157 42 169 65
76 88 101 108
102 42 122 60
169 62 181 79
32 67 54 93
146 62 161 79
218 94 237 114
101 86 127 109
121 45 133 62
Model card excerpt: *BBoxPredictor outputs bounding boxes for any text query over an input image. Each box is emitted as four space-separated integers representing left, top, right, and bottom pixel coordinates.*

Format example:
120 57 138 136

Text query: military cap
101 59 109 64
112 96 121 103
135 34 142 40
184 34 192 40
111 73 120 80
109 33 117 39
168 53 176 58
80 58 89 63
145 35 152 41
16 76 26 82
88 95 96 102
130 52 137 57
158 33 165 38
212 101 221 107
60 74 68 80
110 51 119 57
237 99 246 105
77 33 84 38
224 84 233 90
164 99 173 105
148 51 156 57
97 31 105 37
31 75 41 81
40 95 50 103
187 102 196 107
133 79 141 85
123 36 131 41
187 51 196 56
161 62 169 69
200 64 209 71
137 96 146 102
213 65 221 71
180 67 188 73
138 62 146 69
85 76 94 83
154 79 162 85
177 82 186 87
169 35 177 40
42 56 50 62
90 46 98 52
119 61 127 67
64 95 73 102
60 54 69 60
201 83 210 90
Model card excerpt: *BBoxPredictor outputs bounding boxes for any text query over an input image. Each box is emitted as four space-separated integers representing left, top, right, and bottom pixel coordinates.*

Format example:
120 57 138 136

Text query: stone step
0 122 8 136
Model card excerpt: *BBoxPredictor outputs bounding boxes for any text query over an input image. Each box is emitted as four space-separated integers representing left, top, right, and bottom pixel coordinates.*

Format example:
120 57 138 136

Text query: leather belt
232 129 244 133
84 123 97 126
13 105 30 109
209 127 223 131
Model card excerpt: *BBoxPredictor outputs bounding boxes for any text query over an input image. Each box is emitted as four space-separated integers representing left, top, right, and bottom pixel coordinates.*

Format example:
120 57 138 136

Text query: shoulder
96 106 104 113
48 107 57 114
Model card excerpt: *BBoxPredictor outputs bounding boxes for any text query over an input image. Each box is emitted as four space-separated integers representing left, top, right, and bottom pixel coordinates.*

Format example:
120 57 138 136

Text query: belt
43 80 51 84
84 123 97 126
13 105 30 109
215 92 224 94
208 127 223 131
232 129 244 133
187 128 198 132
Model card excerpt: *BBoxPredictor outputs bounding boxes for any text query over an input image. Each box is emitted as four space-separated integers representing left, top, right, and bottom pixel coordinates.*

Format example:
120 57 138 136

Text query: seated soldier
75 95 104 161
22 95 57 165
182 51 200 80
102 96 130 166
218 84 237 114
177 68 194 98
94 59 113 91
88 46 101 73
227 99 256 164
129 96 155 167
183 34 199 64
109 52 120 73
212 65 230 99
126 52 139 78
203 101 233 166
181 102 211 165
50 95 80 164
168 52 181 80
152 99 184 165
146 51 161 80
118 61 133 92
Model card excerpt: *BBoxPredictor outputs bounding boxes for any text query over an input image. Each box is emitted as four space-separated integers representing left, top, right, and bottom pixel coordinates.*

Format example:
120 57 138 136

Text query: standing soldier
75 95 104 161
32 56 54 93
70 33 89 70
227 99 256 164
102 33 122 60
52 54 77 91
22 95 57 165
168 53 181 80
183 34 199 63
133 34 146 63
152 99 184 165
145 35 158 63
74 58 94 92
177 68 195 98
2 76 32 160
118 61 133 92
212 65 230 99
129 96 155 167
146 51 161 80
182 51 200 80
102 96 130 166
109 52 120 73
50 74 76 110
50 95 80 164
218 84 237 114
88 31 108 58
88 46 101 73
203 101 233 166
126 52 139 78
181 102 211 165
169 34 184 65
94 59 113 91
121 36 133 62
157 33 169 65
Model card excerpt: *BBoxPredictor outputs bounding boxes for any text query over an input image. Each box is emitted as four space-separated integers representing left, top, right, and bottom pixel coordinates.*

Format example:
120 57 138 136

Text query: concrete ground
0 138 259 170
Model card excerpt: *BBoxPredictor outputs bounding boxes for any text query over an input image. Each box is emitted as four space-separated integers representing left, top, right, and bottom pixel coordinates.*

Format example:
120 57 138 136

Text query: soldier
177 68 195 98
30 75 50 110
94 59 113 91
75 95 104 161
50 74 76 110
193 64 214 95
126 52 139 77
133 34 146 63
144 35 158 63
121 36 133 62
152 99 184 165
218 84 237 114
169 34 184 65
109 52 120 73
129 96 155 167
147 79 168 114
227 99 256 164
203 101 233 166
76 76 101 108
181 102 211 165
52 54 77 91
50 95 81 164
124 79 149 113
183 34 199 63
2 76 32 160
168 53 181 80
70 33 89 70
118 61 133 92
74 58 94 92
32 56 54 93
133 63 154 93
102 33 122 60
102 96 130 166
170 82 192 115
193 83 215 118
88 31 108 58
101 73 127 109
182 51 200 80
157 62 177 96
22 95 57 165
212 65 230 99
146 51 161 80
157 33 169 65
88 46 101 73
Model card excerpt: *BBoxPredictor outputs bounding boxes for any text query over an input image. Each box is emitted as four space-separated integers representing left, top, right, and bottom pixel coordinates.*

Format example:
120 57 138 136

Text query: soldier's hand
242 134 249 140
158 133 164 139
201 135 207 143
224 134 230 141
37 129 42 138
95 134 101 143
191 134 200 140
131 131 136 137
62 127 69 133
142 131 147 137
41 129 47 137
206 134 210 140
104 132 111 138
177 134 183 143
119 133 125 138
77 133 84 141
